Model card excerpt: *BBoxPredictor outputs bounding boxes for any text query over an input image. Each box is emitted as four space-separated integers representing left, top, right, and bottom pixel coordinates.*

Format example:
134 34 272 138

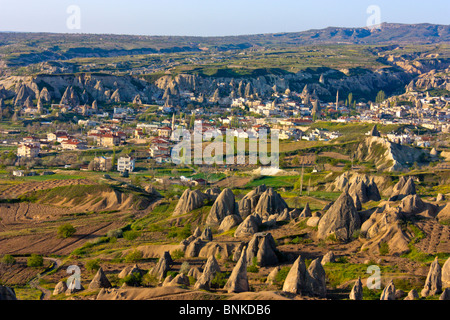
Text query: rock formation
173 189 207 216
218 214 243 233
380 280 396 300
206 188 237 226
224 247 250 293
299 203 312 218
389 177 417 201
404 289 419 300
0 286 17 300
53 281 68 295
349 277 363 300
149 252 172 280
246 233 280 267
304 258 327 298
200 227 213 242
317 192 361 242
442 257 450 288
321 251 336 265
234 215 261 238
253 187 288 220
282 255 307 294
88 267 112 290
194 255 221 290
238 185 267 218
421 257 442 297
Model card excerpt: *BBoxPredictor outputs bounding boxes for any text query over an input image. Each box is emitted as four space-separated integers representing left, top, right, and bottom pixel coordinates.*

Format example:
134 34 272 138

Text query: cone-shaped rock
201 227 213 242
206 188 237 226
380 280 396 300
421 257 442 297
238 185 267 218
194 255 221 290
317 192 361 242
234 215 260 238
440 288 450 300
304 258 327 298
442 257 450 287
218 215 243 233
224 247 250 293
150 253 172 280
88 267 112 290
173 189 207 216
299 203 312 218
321 251 336 265
53 281 68 295
349 277 363 300
254 187 288 220
282 255 307 294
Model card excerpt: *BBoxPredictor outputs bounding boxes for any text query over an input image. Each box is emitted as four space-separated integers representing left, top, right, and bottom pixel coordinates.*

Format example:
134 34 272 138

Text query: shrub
1 254 16 265
179 262 190 275
123 230 141 241
211 272 230 289
379 242 390 256
107 229 123 239
57 223 76 239
141 272 159 287
27 254 43 268
85 259 101 272
124 250 143 263
171 249 185 260
122 272 142 286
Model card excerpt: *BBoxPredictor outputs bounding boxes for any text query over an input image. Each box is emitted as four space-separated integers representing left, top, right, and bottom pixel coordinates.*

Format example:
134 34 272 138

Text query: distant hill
0 23 449 68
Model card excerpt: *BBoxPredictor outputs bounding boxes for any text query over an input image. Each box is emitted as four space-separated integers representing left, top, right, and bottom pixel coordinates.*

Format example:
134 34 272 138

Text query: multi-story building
117 156 135 173
17 144 40 158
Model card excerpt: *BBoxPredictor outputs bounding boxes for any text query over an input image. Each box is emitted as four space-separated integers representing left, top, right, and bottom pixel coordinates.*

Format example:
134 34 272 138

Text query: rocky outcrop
173 189 208 216
299 203 312 218
53 281 68 295
437 203 450 223
282 255 307 294
317 192 361 242
399 194 437 218
0 285 17 300
304 258 327 298
246 233 280 267
442 257 450 288
238 185 267 218
218 215 242 233
421 257 442 297
206 188 237 226
380 280 396 300
253 187 288 220
355 136 426 172
404 289 419 300
224 247 250 293
88 267 112 290
149 252 172 280
389 177 417 201
234 215 261 238
194 255 221 290
321 251 336 265
200 227 213 242
349 277 363 300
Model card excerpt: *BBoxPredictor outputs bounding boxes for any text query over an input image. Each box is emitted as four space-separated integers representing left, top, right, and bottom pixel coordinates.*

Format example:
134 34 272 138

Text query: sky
0 0 449 36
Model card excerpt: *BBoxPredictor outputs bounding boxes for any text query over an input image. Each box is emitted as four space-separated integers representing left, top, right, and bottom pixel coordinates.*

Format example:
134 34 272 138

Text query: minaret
171 112 176 131
336 90 339 111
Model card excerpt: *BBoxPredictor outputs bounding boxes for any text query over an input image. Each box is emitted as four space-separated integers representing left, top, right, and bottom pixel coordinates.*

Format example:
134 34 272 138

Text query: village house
17 143 40 158
117 156 135 173
93 156 112 172
61 139 87 150
157 126 172 138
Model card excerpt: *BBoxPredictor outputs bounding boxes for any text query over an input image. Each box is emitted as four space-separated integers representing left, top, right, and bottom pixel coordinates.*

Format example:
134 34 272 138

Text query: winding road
28 257 63 300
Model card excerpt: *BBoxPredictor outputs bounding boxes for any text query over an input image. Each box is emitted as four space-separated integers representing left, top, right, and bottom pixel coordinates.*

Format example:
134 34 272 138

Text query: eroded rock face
0 285 17 300
246 233 280 267
150 253 172 280
173 189 208 216
238 185 267 218
304 258 327 298
421 257 442 297
53 281 68 295
253 187 288 220
349 277 363 300
88 267 112 290
194 255 221 290
317 192 360 242
282 255 307 294
224 247 250 293
234 215 261 238
380 280 396 300
389 177 417 201
442 257 450 287
206 188 237 226
218 215 243 233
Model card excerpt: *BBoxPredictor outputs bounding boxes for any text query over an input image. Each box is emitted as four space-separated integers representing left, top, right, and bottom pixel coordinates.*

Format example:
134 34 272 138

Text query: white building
117 156 135 173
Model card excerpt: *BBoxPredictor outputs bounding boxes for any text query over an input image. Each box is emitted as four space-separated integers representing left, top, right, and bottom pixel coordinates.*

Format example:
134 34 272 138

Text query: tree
57 223 76 238
348 93 353 107
27 254 43 268
376 90 386 104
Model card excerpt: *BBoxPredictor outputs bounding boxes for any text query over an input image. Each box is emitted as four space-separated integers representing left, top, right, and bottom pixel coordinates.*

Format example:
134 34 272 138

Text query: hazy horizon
0 0 449 37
